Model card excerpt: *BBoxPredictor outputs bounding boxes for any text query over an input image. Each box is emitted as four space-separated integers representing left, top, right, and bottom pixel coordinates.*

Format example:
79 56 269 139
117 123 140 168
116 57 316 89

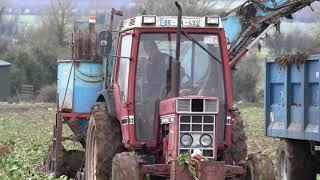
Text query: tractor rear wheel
276 139 315 180
225 111 248 164
85 103 123 180
111 152 140 180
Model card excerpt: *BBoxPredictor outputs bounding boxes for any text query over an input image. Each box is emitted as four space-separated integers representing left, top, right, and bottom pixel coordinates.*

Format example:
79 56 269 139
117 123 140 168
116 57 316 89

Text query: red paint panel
61 113 89 118
163 137 168 158
225 112 232 146
170 160 225 180
219 29 233 106
167 114 179 163
159 98 176 115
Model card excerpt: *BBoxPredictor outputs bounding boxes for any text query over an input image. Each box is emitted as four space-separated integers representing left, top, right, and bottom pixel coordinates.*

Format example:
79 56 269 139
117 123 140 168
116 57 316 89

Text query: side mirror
97 31 113 57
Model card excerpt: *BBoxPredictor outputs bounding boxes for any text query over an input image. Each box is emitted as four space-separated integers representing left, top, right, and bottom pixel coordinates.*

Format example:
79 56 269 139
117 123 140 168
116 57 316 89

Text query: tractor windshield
135 33 225 141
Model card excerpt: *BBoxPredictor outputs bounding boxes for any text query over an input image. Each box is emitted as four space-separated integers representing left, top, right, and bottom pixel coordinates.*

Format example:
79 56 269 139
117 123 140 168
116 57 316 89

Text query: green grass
239 104 279 163
0 103 75 179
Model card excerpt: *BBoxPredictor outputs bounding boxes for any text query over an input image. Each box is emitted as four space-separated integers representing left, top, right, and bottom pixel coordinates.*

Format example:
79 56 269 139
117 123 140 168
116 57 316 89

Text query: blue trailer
265 54 320 180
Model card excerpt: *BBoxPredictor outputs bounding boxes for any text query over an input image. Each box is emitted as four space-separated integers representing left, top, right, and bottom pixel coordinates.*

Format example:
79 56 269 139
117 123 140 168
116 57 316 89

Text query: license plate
159 17 200 27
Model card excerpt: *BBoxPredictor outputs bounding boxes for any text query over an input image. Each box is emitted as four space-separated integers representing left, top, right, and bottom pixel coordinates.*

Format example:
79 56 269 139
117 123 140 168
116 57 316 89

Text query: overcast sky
5 0 130 8
3 0 320 23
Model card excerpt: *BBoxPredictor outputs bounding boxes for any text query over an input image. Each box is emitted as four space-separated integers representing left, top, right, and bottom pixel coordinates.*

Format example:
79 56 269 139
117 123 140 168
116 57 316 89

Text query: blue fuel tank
57 60 103 113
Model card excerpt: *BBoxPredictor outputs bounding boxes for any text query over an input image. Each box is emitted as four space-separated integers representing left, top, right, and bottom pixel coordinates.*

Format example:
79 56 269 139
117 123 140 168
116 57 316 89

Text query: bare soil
0 144 13 157
0 103 55 113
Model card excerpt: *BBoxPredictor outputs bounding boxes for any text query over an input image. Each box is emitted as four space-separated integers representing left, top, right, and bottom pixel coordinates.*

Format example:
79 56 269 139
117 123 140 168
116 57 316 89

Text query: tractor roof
118 15 223 31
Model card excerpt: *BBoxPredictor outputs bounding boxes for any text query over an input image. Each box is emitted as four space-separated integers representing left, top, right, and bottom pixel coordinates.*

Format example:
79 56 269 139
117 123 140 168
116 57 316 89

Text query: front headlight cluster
180 134 193 147
180 133 213 147
200 134 213 147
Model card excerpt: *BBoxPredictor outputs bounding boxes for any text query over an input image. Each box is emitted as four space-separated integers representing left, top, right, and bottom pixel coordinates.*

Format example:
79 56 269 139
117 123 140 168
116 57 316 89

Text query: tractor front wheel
85 103 123 180
111 152 140 180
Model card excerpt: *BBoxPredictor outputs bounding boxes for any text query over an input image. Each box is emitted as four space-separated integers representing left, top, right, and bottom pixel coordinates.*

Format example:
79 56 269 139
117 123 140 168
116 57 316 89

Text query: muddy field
0 103 278 179
239 104 279 163
0 103 77 179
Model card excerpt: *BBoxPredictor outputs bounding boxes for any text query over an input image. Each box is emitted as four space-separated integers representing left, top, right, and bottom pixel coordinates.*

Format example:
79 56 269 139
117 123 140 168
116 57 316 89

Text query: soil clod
0 144 13 157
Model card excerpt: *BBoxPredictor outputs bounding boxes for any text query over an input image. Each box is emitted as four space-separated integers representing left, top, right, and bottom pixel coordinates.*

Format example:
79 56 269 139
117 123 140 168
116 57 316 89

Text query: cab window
117 34 133 103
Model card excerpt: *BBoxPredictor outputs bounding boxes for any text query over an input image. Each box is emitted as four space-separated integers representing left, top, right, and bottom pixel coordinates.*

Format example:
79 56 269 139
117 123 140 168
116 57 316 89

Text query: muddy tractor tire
111 152 140 180
85 103 123 180
276 139 315 180
244 153 275 180
225 112 248 164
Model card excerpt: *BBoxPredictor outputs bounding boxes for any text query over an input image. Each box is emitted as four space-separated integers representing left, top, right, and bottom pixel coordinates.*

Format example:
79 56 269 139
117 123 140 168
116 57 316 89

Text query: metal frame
176 98 219 114
178 114 216 159
47 104 88 176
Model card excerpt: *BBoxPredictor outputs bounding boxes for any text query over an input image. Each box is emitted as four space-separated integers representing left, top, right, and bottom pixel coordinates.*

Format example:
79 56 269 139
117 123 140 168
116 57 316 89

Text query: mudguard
96 89 117 118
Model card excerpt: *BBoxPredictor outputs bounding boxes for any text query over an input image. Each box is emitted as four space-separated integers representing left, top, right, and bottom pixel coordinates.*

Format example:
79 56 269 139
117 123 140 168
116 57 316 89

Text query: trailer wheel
244 153 275 180
85 103 123 180
276 139 315 180
111 152 140 180
225 112 248 164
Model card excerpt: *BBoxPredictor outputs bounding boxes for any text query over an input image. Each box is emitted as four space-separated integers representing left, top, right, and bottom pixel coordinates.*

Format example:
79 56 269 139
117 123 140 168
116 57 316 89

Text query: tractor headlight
206 16 219 26
142 16 156 25
200 134 213 147
180 134 193 147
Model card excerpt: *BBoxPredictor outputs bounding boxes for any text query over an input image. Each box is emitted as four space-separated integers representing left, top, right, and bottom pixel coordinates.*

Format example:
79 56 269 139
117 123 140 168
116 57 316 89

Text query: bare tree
0 0 6 24
134 0 226 16
0 0 6 7
47 0 73 46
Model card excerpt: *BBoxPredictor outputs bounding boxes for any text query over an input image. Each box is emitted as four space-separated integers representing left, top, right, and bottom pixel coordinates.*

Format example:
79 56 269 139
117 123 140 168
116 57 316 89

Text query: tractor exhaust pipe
171 1 182 98
175 1 182 61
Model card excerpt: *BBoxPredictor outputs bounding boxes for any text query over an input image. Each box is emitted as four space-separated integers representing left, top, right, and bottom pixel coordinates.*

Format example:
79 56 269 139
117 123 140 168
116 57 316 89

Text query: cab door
113 32 134 147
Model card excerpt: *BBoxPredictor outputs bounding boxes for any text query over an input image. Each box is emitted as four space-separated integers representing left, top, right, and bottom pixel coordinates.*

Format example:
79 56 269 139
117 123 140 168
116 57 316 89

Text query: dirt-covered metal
275 51 310 66
224 0 319 68
245 153 275 180
225 111 248 164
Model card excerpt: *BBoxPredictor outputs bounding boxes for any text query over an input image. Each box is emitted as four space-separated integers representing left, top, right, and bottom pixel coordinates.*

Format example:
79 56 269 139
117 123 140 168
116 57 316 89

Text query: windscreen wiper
182 30 221 64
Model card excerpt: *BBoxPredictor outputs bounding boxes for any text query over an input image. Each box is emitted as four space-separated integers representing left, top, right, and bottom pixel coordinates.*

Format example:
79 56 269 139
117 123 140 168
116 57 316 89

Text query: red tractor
84 3 269 180
83 0 320 178
46 0 317 179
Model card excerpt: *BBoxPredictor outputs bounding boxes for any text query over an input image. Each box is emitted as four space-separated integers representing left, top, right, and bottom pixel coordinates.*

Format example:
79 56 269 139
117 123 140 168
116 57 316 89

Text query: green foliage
0 104 52 179
177 153 199 180
145 174 151 180
36 84 57 103
1 47 57 95
0 0 71 99
0 103 76 179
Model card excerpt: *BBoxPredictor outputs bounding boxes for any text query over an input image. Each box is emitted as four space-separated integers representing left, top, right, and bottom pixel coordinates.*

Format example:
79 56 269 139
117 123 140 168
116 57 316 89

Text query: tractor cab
104 15 233 159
